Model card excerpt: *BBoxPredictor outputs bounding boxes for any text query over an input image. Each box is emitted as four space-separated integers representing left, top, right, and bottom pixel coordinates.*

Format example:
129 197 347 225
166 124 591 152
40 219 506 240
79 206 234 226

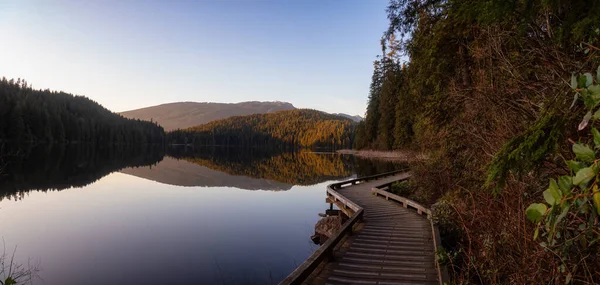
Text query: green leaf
578 111 592 130
597 66 600 82
585 72 594 87
543 179 562 205
593 191 600 215
593 128 600 146
533 227 540 240
526 203 547 223
558 175 572 195
588 84 600 97
579 75 588 88
573 167 596 186
566 160 585 173
572 143 595 163
593 108 600 119
571 73 578 89
581 89 596 109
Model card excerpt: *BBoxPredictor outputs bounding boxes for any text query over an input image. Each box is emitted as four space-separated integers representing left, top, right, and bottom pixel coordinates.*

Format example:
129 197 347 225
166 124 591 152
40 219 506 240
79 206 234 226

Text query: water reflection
0 145 408 284
124 147 358 189
0 144 163 201
0 145 406 200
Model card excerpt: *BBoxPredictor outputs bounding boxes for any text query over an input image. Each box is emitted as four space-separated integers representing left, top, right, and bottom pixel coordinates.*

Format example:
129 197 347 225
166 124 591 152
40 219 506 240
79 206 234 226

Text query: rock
311 215 344 245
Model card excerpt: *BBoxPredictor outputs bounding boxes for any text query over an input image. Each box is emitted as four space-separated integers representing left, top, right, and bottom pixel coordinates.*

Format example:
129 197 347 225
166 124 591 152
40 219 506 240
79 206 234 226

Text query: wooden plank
279 209 363 285
370 179 449 285
280 171 450 285
371 188 432 216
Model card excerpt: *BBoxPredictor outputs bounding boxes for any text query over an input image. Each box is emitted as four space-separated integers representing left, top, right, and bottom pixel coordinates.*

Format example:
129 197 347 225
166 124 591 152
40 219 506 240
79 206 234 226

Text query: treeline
169 147 355 185
0 144 164 201
0 78 165 145
167 109 355 149
354 39 412 150
359 0 600 283
167 146 405 186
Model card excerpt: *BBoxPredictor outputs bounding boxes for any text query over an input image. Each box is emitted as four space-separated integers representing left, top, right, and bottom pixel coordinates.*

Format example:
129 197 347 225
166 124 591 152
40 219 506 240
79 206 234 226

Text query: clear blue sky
0 0 389 116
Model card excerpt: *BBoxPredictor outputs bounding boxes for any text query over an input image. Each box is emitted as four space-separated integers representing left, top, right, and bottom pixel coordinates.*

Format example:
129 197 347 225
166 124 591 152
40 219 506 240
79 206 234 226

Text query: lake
0 146 403 285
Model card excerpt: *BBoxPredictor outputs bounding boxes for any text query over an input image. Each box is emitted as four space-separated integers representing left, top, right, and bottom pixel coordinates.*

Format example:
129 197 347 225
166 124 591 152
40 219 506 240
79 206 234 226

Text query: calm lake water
0 146 403 285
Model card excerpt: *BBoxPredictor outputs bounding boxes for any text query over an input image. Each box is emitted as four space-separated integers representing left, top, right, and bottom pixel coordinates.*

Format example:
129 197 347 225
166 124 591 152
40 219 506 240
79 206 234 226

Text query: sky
0 0 389 116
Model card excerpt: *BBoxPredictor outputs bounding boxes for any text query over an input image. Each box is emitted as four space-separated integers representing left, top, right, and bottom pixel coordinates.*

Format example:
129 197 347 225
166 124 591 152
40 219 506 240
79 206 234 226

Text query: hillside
0 78 164 144
333 113 362 122
167 109 356 148
120 101 296 131
356 1 600 283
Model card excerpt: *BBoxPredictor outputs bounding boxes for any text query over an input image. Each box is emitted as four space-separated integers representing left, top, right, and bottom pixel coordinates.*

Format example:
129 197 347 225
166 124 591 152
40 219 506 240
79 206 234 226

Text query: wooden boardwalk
311 173 439 285
281 171 444 285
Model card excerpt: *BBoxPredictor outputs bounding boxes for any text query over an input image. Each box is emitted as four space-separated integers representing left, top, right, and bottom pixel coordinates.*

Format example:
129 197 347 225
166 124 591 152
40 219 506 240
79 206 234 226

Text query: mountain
167 109 356 148
333 113 363 122
120 101 296 131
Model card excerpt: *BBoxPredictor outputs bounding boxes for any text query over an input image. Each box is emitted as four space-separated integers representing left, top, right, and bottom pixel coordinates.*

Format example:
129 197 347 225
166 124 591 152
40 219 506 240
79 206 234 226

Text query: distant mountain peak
120 100 360 130
120 101 296 131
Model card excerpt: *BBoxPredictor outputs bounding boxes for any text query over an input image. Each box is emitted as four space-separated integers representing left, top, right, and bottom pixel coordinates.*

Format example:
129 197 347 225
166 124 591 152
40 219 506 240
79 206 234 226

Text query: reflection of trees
0 144 408 202
351 157 408 178
168 147 355 185
0 144 164 201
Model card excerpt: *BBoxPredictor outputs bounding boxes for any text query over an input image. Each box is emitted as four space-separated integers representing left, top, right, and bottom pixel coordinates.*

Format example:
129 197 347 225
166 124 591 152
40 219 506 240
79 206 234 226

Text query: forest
356 0 600 283
166 109 356 149
0 78 165 145
0 144 164 202
169 147 355 185
167 146 403 186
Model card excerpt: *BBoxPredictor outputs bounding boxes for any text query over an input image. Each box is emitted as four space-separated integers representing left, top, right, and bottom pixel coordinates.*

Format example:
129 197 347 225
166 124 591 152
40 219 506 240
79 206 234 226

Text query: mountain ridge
120 101 362 130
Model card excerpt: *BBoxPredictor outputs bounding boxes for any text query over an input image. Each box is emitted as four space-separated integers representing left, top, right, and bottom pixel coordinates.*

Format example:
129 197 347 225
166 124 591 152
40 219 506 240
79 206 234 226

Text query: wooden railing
279 170 405 285
371 183 450 285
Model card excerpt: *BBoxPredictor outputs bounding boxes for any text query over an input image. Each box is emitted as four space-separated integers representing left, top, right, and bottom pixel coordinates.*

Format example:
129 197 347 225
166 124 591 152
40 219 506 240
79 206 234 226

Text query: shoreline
336 149 426 162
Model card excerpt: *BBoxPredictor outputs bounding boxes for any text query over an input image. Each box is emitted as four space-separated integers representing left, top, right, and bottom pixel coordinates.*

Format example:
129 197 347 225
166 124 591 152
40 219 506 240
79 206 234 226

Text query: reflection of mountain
120 157 293 191
0 144 407 201
168 148 356 186
0 145 164 201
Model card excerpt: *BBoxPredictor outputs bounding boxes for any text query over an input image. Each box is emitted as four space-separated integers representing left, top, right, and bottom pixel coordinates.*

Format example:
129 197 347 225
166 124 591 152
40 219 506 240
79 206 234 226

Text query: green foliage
572 143 595 163
526 203 547 223
486 112 563 188
355 49 415 150
368 0 600 282
0 77 164 144
390 180 411 197
527 67 600 282
166 109 355 149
